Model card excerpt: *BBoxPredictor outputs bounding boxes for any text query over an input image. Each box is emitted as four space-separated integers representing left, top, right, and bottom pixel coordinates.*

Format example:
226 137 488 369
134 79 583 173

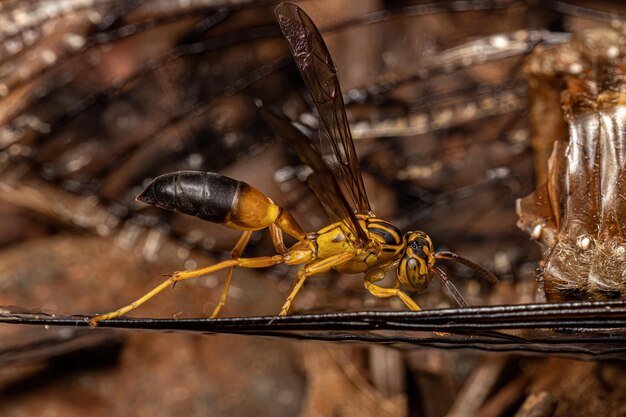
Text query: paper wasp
89 3 497 326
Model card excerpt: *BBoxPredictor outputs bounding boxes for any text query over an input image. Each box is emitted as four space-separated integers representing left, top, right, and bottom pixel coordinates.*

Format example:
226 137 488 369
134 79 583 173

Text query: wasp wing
261 107 370 243
275 3 373 218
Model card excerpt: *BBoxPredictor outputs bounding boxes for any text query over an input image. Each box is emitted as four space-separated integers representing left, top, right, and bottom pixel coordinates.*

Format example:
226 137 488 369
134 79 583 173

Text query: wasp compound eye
398 253 429 292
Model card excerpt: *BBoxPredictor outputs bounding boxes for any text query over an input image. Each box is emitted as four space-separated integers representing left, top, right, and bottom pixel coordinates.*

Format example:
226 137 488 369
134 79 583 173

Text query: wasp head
397 231 435 291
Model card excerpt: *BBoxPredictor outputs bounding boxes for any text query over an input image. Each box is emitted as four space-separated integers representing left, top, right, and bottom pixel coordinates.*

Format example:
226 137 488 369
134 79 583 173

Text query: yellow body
312 219 404 274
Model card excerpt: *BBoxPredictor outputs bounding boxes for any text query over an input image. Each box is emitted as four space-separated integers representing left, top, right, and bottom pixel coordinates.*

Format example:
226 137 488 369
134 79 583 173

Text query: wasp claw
88 317 100 328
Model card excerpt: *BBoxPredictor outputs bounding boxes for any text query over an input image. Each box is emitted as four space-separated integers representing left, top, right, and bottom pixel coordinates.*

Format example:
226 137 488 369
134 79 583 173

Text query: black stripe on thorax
366 219 402 246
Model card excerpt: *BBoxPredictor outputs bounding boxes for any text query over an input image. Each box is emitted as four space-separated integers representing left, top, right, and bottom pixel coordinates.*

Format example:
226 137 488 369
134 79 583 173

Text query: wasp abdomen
137 171 280 231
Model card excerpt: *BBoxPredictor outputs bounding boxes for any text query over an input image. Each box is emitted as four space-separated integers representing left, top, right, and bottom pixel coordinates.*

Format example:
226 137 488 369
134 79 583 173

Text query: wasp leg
89 255 285 326
213 214 304 318
269 223 288 254
279 250 357 316
364 269 422 311
210 231 253 318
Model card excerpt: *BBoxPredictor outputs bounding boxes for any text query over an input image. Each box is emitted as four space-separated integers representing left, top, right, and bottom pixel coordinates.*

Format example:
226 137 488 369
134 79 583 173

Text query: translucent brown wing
275 3 373 217
260 107 370 244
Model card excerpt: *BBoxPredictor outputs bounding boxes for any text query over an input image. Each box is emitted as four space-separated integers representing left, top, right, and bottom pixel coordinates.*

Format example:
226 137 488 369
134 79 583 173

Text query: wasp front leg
364 269 422 311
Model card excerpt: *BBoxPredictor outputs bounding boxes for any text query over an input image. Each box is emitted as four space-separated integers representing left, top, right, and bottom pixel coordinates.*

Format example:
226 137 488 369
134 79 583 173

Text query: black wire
3 301 626 358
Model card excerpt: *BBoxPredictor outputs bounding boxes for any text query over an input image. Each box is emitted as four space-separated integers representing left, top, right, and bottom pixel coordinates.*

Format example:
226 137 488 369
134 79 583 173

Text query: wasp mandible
89 3 498 326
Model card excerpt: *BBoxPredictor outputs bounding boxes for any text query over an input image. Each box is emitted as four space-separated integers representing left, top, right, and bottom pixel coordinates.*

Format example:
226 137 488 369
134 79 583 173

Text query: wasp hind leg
364 269 422 311
88 253 285 327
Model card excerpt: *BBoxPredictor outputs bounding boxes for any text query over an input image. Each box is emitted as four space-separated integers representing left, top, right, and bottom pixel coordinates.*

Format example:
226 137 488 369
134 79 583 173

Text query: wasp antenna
434 251 499 285
432 266 469 308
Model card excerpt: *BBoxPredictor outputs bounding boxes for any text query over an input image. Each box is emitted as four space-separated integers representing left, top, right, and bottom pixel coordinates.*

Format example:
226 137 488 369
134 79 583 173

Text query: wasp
89 3 498 326
518 27 626 302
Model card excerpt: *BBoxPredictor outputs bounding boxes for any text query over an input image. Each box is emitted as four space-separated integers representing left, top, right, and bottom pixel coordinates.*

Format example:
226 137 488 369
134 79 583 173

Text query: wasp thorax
397 231 435 291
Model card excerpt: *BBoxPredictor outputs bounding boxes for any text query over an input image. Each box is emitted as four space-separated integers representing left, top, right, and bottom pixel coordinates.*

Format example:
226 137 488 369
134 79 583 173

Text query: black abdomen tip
136 171 239 223
136 184 158 206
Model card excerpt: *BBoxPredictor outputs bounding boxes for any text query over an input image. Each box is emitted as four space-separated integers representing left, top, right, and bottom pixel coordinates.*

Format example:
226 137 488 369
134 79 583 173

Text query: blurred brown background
1 1 626 416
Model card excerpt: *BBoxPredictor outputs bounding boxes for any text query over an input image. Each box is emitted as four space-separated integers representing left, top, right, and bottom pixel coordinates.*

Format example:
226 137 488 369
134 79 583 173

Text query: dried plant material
518 28 626 301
